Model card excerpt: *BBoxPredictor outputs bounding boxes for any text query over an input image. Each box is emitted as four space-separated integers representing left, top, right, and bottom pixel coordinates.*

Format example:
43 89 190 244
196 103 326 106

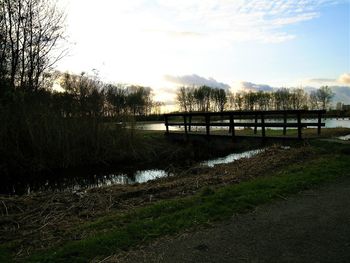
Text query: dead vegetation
0 145 313 258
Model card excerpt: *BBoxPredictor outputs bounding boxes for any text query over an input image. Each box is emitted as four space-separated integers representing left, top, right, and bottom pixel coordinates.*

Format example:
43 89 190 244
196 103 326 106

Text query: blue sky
57 0 350 106
220 1 349 85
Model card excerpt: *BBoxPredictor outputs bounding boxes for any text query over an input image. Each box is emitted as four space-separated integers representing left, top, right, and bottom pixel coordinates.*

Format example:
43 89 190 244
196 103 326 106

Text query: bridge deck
164 110 326 139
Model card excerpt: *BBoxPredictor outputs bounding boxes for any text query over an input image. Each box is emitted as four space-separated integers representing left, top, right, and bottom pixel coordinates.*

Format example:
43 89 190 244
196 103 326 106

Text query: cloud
143 29 203 39
164 74 231 90
150 0 341 43
331 86 350 104
239 81 274 92
308 73 350 86
308 78 337 84
162 100 178 106
158 86 178 94
338 73 350 85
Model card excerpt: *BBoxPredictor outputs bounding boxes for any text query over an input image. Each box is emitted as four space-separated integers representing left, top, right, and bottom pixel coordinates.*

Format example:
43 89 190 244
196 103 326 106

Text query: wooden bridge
164 110 326 140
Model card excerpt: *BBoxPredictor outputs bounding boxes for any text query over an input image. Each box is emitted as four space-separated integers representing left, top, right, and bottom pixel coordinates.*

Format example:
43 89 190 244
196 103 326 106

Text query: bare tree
0 1 8 83
177 86 188 112
235 92 244 110
1 0 66 91
151 101 164 115
226 90 235 110
290 88 307 110
211 88 227 112
317 86 334 110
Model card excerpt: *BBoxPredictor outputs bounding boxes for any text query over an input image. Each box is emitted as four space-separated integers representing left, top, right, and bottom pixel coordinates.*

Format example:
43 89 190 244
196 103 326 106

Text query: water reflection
338 134 350 141
201 149 265 167
134 169 169 183
20 169 172 195
137 118 350 131
3 148 269 195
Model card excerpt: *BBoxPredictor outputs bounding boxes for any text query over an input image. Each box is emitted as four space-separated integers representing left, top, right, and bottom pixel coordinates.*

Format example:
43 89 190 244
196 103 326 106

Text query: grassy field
1 139 349 262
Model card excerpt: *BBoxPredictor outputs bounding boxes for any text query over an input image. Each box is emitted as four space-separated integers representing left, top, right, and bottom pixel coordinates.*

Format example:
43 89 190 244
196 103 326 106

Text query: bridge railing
164 110 326 139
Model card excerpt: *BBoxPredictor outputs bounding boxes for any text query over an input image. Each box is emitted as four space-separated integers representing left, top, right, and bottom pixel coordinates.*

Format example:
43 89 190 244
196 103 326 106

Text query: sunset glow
57 0 350 107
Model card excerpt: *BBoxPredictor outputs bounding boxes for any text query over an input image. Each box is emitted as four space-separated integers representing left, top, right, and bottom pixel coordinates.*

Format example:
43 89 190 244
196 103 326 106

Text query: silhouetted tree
317 86 334 110
177 86 188 112
125 86 153 116
212 88 227 112
290 88 308 110
0 0 66 91
226 90 235 110
105 84 127 116
234 92 244 110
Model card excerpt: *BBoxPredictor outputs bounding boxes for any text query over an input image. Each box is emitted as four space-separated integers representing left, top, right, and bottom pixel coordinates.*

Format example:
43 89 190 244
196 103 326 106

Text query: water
73 169 170 189
134 169 169 183
2 149 265 195
338 134 350 141
137 118 350 131
3 169 172 195
201 149 265 167
324 118 350 128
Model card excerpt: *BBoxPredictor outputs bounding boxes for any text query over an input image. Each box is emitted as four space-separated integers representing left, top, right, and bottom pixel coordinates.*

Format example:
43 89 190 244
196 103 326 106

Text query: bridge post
165 115 169 134
297 112 302 139
183 115 188 135
254 114 258 134
283 112 287 136
317 112 322 135
230 113 235 137
188 114 192 132
261 113 266 137
205 115 210 136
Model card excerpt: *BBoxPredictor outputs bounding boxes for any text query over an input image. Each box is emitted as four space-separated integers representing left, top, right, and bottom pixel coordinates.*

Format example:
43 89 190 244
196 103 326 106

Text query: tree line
176 86 334 112
58 72 163 118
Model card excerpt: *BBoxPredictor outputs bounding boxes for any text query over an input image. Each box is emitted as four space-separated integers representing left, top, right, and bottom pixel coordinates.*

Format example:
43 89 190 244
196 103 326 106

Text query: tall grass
0 90 147 180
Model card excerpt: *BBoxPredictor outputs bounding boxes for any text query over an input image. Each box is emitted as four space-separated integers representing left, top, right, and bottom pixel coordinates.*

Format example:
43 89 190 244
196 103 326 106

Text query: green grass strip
21 154 350 262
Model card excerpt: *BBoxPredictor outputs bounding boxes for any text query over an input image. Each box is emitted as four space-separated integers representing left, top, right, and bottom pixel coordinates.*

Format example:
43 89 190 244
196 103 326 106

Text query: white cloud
65 0 340 48
164 74 231 90
147 0 339 43
308 78 337 84
308 73 350 86
239 81 274 91
338 73 350 85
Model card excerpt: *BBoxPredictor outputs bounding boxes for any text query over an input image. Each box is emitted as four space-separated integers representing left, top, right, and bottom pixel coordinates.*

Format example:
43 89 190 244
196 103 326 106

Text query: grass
15 146 349 263
209 127 350 138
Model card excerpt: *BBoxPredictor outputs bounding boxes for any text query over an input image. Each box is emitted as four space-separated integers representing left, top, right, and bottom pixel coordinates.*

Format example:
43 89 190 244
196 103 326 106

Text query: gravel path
110 178 350 263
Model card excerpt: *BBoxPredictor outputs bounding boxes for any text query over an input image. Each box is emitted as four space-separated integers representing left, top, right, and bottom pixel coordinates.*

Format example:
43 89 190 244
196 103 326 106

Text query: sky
56 0 350 108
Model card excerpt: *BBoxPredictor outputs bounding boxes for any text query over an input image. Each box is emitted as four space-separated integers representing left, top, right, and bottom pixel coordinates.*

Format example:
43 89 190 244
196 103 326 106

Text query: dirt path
110 178 350 263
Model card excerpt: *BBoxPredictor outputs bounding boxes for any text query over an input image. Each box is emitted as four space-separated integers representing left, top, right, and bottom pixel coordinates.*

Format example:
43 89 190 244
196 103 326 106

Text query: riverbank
0 129 245 195
3 128 349 195
1 137 350 262
2 121 349 195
